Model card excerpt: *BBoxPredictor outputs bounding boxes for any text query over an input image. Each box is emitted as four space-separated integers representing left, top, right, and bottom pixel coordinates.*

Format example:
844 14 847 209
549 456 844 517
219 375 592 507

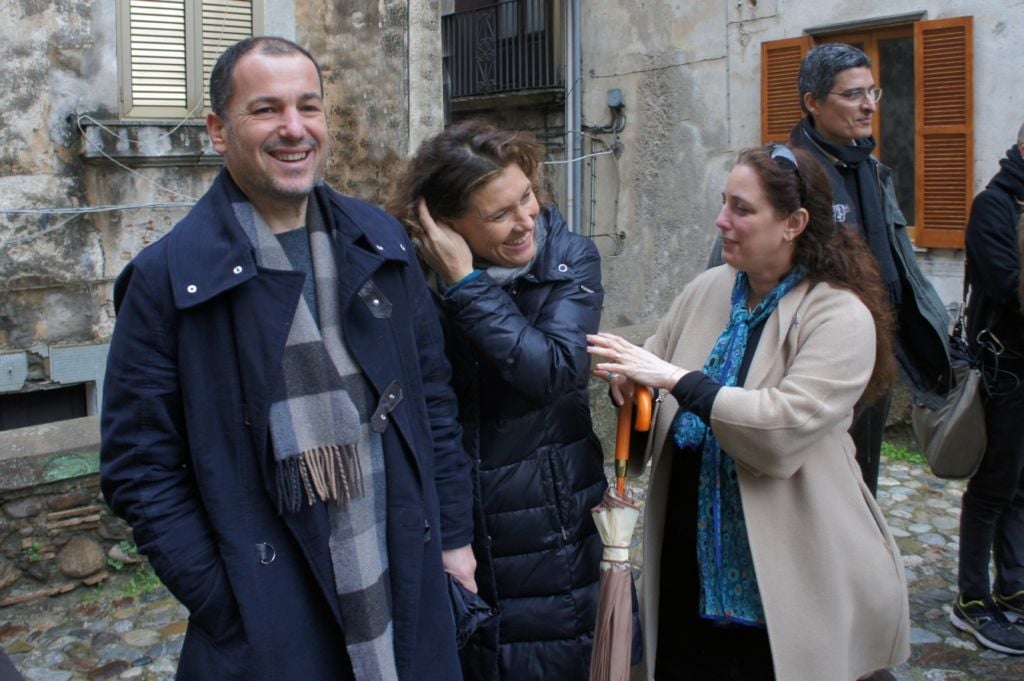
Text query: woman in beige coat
588 145 910 681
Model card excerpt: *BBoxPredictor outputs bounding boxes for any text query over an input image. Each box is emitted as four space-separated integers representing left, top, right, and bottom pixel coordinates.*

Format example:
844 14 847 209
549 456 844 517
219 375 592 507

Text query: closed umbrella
590 389 651 681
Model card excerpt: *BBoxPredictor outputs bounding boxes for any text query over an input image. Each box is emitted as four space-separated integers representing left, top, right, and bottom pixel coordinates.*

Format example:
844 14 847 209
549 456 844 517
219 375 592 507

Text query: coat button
558 263 568 272
257 542 276 565
375 244 384 251
232 265 243 274
186 284 197 294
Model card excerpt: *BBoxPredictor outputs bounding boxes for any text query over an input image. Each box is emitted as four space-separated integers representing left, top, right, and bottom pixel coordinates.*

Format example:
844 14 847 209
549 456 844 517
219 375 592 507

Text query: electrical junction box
607 88 625 110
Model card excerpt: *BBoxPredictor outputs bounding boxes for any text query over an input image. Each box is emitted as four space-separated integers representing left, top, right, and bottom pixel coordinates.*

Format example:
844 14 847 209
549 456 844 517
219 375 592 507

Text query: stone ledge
79 119 224 168
0 416 101 492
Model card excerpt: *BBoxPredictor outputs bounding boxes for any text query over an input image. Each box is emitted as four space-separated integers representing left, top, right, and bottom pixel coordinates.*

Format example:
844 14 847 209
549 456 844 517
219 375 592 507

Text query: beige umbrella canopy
589 390 651 681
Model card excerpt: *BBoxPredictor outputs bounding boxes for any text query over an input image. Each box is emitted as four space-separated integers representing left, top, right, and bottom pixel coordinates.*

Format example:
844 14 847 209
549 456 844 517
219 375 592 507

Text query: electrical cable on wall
0 109 212 250
576 92 626 255
76 114 204 203
542 148 617 165
0 202 195 250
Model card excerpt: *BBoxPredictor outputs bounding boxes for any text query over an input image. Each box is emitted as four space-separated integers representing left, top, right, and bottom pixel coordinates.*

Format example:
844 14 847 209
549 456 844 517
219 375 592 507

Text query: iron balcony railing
443 0 564 99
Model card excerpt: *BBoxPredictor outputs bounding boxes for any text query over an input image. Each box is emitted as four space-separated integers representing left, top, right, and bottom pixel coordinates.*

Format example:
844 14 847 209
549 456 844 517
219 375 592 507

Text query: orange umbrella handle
614 388 654 495
614 401 633 464
634 388 652 432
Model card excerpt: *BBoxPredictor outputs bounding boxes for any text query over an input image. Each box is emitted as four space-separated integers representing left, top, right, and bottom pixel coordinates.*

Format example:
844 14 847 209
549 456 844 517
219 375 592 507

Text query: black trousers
958 366 1024 599
850 391 893 497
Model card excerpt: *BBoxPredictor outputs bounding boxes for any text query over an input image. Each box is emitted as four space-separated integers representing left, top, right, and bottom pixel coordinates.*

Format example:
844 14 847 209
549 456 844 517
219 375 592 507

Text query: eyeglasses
828 86 883 104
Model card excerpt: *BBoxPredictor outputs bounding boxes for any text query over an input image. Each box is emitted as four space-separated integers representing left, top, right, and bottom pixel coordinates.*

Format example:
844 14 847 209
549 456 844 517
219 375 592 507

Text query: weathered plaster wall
0 0 138 392
582 0 1024 328
300 0 421 204
580 1 732 327
0 1 221 361
2 0 441 401
296 0 443 199
408 0 445 154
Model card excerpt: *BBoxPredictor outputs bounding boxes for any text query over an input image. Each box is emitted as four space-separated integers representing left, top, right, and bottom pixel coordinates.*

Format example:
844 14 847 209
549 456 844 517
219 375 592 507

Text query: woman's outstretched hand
415 198 475 285
587 332 687 401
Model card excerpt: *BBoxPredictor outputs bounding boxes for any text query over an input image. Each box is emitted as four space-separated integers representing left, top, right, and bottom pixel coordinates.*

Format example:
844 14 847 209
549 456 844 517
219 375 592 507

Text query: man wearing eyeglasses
790 43 951 497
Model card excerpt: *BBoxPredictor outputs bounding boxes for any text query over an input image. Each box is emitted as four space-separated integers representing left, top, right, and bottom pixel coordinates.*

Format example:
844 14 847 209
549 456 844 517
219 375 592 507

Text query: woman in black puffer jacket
387 120 607 680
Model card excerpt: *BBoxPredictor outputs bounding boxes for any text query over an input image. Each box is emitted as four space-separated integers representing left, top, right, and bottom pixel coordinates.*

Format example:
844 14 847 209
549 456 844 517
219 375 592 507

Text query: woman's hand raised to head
587 332 687 396
415 198 476 285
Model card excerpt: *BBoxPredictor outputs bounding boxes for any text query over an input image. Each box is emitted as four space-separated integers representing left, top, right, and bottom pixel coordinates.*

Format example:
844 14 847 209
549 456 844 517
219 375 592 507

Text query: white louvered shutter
201 1 255 109
128 0 188 108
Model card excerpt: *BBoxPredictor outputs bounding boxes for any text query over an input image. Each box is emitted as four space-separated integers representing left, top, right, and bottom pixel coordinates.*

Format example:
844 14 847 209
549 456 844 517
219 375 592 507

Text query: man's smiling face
207 50 327 211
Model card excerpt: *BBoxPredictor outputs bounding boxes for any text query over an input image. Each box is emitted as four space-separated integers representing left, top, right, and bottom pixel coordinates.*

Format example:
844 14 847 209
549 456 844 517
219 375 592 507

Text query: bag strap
953 259 969 341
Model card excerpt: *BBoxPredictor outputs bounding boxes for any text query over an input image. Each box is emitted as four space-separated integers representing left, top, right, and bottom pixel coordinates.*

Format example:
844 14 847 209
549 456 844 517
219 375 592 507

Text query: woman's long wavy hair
737 145 897 404
386 119 548 231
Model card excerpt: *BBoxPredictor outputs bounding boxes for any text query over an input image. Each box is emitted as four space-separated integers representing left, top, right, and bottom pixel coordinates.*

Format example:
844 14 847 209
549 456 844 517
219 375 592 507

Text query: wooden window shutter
761 36 811 144
201 1 256 109
914 16 973 249
127 0 188 108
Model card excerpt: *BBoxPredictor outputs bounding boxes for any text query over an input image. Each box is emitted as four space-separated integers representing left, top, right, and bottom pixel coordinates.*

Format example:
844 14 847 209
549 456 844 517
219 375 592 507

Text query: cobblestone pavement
2 460 1024 680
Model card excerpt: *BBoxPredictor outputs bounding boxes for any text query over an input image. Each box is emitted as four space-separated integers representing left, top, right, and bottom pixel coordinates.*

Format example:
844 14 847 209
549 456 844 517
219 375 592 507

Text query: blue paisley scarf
673 265 806 625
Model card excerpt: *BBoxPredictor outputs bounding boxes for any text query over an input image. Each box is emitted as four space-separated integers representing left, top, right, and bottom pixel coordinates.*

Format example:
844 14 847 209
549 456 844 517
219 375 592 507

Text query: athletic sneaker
950 595 1024 655
995 590 1024 624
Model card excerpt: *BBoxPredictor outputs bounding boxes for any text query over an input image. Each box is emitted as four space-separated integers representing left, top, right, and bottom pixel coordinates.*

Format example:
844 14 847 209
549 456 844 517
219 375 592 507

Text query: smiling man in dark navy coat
100 36 476 681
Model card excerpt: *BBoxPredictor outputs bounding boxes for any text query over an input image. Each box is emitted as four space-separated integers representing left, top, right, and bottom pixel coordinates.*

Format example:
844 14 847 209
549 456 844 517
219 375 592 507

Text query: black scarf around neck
796 119 902 305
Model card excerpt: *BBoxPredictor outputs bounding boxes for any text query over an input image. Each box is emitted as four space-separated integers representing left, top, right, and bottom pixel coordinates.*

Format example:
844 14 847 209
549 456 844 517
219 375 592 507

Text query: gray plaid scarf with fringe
233 188 397 680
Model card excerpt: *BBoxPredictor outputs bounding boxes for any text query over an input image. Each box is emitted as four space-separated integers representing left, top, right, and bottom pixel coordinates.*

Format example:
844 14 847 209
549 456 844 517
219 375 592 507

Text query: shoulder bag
911 279 989 480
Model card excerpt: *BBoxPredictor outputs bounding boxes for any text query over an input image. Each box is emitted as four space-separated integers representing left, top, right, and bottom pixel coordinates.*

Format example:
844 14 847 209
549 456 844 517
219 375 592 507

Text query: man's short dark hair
797 44 872 114
209 36 323 117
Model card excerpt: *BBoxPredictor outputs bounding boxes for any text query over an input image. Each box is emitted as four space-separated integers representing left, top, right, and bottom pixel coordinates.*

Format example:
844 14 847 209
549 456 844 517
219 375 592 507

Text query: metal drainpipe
564 0 582 233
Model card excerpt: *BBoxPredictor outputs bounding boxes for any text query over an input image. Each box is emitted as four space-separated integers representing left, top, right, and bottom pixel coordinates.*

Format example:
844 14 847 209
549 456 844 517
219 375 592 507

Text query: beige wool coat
630 266 910 681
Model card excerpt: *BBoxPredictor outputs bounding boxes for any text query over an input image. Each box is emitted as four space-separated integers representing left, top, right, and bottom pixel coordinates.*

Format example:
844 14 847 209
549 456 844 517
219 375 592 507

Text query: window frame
760 16 973 249
116 0 264 120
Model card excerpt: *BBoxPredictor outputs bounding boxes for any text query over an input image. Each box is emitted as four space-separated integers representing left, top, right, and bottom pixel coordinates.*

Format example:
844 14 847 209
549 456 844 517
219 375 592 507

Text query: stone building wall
0 0 441 402
0 417 137 607
299 0 443 204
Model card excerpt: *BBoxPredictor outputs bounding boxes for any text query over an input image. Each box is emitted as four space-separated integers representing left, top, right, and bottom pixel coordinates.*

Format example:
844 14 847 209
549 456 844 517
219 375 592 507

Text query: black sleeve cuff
670 372 722 424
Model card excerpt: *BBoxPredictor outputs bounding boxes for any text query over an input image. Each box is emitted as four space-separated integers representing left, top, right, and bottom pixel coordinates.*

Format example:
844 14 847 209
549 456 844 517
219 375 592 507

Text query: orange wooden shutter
761 36 811 144
914 16 973 249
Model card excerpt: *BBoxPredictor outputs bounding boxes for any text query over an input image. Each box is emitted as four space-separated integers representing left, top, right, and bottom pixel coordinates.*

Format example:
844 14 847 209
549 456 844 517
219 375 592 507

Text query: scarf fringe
276 445 365 513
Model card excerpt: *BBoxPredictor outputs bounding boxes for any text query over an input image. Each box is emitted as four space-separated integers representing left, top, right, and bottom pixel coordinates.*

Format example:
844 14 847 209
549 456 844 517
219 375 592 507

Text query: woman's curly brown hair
736 145 897 404
386 119 548 233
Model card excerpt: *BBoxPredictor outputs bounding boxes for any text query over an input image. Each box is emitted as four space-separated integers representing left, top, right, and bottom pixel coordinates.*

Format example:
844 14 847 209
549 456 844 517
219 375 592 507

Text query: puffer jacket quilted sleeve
442 208 602 402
